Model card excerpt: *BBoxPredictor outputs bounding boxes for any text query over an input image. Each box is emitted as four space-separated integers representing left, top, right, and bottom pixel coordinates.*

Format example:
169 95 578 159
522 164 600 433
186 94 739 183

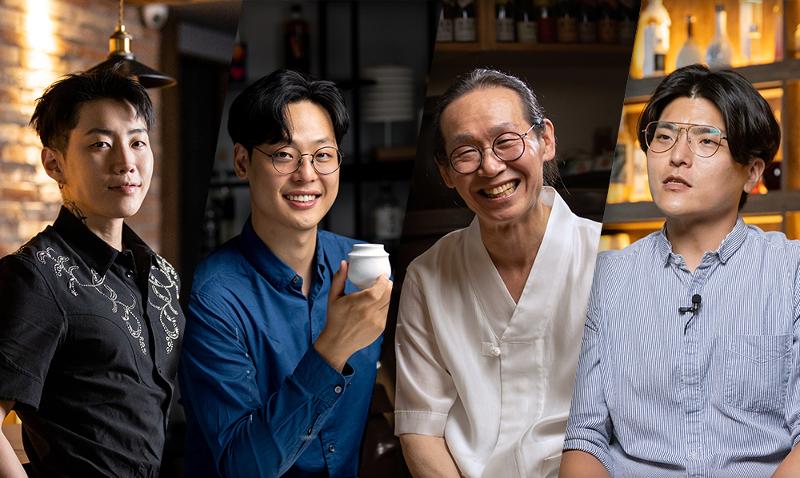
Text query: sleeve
561 262 614 473
0 254 65 410
787 255 800 448
393 269 457 437
179 288 351 477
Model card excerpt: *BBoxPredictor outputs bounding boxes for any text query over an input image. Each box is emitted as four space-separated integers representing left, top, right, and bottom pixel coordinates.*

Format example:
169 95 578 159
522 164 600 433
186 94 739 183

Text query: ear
539 119 556 163
743 157 766 193
232 143 251 180
436 160 455 189
41 147 65 184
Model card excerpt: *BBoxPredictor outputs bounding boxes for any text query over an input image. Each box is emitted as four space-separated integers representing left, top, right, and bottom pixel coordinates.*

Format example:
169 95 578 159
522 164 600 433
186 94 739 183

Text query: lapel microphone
678 294 702 314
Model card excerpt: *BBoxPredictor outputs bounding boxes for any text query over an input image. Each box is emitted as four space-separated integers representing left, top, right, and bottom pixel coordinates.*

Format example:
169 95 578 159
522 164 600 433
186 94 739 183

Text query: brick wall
0 0 163 256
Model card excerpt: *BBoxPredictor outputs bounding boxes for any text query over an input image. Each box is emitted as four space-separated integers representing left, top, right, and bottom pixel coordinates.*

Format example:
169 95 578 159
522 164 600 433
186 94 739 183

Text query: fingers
328 260 348 303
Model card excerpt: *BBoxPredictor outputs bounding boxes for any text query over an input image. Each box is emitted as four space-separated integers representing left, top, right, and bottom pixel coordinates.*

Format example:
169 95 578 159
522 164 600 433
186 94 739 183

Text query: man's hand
315 261 392 371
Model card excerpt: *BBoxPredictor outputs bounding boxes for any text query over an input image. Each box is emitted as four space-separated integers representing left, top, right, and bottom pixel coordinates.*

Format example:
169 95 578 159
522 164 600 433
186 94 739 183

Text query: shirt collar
52 206 153 275
237 218 327 291
656 217 748 266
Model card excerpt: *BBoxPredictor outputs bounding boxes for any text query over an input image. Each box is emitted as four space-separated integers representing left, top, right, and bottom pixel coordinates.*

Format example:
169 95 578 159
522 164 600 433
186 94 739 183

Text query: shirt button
328 443 335 453
126 270 134 279
307 427 313 435
490 346 501 357
292 276 300 285
334 385 343 394
688 451 698 460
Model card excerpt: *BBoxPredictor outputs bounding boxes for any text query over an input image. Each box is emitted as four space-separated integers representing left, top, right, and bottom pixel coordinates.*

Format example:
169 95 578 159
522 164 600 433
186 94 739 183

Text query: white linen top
394 187 600 478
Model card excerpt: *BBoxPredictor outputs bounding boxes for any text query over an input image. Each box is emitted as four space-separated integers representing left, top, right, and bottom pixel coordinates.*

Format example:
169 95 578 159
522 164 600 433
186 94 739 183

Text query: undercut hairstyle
432 68 558 185
29 66 154 153
227 69 349 154
639 64 781 209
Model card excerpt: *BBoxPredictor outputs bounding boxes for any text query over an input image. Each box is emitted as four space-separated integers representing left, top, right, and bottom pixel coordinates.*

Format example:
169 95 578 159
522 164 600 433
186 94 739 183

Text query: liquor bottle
636 0 671 77
617 0 637 45
706 3 733 69
629 140 652 202
517 0 538 43
373 184 404 241
284 4 310 73
536 0 558 43
497 0 516 42
597 0 618 44
739 0 762 64
455 0 478 42
577 0 597 44
675 15 704 68
229 41 247 83
607 116 632 204
437 0 456 42
557 0 578 43
774 3 783 61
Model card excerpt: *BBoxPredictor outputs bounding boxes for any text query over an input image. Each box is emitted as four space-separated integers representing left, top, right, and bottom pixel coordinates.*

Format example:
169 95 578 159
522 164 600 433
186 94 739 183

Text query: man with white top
394 68 601 478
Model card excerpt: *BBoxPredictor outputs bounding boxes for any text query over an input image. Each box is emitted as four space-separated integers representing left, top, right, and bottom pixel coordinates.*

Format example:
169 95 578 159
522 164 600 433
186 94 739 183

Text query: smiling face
647 96 764 226
235 100 339 235
437 86 555 228
44 98 153 226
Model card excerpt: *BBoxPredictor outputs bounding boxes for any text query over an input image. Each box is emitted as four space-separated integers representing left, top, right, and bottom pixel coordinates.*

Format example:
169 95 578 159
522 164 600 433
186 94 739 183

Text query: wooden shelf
436 41 632 54
603 190 800 225
625 59 800 101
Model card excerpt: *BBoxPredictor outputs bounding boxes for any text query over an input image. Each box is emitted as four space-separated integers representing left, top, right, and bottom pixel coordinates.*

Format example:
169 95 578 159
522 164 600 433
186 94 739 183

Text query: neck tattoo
64 200 88 224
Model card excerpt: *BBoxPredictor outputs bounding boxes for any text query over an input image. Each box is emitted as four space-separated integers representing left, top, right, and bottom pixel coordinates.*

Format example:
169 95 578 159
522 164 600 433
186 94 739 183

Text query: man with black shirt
0 69 184 477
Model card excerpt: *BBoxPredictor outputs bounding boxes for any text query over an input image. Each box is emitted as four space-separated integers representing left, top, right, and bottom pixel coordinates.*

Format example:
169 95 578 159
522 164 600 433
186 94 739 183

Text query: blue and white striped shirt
564 218 800 477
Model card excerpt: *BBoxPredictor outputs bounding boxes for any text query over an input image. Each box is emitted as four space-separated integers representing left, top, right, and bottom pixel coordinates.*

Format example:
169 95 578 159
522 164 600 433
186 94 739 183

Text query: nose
293 154 318 182
477 147 506 177
114 144 137 175
668 129 693 168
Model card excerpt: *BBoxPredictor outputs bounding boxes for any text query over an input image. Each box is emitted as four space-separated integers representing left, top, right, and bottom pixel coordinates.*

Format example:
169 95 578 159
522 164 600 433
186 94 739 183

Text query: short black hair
432 68 557 185
227 69 349 154
29 66 154 152
639 64 781 208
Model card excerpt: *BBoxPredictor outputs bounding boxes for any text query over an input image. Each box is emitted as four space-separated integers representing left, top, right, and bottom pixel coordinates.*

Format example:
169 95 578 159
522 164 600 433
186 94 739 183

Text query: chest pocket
722 334 791 413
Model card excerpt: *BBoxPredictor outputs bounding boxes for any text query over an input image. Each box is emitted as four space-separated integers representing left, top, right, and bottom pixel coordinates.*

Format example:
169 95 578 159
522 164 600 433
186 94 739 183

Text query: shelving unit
603 0 800 247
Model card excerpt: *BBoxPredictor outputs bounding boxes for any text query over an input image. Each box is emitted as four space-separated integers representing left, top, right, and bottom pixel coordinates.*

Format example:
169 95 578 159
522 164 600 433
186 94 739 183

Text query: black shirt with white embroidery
0 207 185 477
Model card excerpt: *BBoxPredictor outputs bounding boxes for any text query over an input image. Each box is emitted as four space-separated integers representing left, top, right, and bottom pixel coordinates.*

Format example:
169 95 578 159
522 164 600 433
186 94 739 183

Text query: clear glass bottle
636 0 671 77
436 0 456 42
706 3 733 69
455 0 478 42
496 0 516 42
517 0 538 43
676 15 704 68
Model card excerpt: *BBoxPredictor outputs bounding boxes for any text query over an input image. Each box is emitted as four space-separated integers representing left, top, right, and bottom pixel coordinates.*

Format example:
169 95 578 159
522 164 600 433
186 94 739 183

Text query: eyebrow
84 127 149 136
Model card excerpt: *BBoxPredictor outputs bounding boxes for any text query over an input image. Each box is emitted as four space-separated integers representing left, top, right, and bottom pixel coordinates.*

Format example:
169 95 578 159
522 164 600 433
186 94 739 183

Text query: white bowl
348 244 391 290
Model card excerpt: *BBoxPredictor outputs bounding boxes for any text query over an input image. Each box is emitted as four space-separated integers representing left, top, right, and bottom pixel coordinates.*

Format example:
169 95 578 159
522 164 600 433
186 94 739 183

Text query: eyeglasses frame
253 144 343 175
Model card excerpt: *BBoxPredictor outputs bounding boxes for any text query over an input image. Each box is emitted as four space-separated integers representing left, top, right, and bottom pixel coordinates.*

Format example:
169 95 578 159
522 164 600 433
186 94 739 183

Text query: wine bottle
675 15 704 68
455 0 477 42
706 3 733 69
284 4 310 73
497 0 516 42
517 0 538 43
437 0 455 42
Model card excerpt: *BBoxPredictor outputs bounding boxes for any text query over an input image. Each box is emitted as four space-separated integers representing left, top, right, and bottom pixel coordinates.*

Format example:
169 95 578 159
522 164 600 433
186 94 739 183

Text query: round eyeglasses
642 121 728 158
254 145 343 175
447 123 538 175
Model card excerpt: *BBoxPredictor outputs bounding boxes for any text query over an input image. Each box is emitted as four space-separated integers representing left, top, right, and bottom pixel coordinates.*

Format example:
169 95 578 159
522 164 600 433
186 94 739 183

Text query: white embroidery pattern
35 247 148 355
148 255 181 354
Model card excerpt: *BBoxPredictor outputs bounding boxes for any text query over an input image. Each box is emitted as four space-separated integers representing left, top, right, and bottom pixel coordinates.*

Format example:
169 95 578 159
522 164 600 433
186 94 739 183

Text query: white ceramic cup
347 244 391 289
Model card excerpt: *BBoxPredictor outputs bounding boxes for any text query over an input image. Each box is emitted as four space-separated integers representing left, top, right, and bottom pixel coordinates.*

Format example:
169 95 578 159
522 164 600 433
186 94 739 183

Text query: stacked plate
361 65 415 123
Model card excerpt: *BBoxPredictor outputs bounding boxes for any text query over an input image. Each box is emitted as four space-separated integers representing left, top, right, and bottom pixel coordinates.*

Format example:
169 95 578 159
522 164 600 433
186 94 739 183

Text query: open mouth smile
479 180 519 199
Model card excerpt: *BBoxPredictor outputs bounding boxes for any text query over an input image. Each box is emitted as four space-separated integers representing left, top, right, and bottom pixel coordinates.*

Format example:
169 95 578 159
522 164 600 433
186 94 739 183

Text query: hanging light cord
118 0 124 28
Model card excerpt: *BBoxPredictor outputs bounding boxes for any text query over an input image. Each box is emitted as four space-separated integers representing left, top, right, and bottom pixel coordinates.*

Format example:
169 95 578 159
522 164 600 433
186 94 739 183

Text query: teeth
482 181 516 198
286 194 315 202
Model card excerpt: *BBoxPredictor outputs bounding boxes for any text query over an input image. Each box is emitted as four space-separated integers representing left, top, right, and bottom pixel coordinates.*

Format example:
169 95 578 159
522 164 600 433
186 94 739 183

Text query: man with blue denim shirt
180 70 392 477
561 66 800 477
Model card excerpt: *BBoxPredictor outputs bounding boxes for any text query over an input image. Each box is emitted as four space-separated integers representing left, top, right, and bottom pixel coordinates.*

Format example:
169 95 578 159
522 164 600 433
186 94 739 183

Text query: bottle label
517 21 538 43
579 22 596 43
497 18 515 42
455 17 477 42
375 206 403 240
654 53 665 74
437 18 454 42
557 17 578 43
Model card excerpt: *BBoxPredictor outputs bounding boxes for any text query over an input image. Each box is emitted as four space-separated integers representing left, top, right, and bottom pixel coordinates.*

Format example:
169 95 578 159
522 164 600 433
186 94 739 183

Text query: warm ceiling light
89 0 176 89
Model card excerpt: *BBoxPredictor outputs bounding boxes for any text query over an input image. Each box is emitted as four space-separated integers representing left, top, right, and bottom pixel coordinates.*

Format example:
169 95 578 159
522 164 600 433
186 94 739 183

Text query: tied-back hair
227 69 349 154
432 68 558 186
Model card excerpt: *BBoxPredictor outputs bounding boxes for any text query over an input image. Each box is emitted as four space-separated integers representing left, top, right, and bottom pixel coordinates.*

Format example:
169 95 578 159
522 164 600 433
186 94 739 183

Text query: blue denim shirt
180 219 382 477
564 218 800 477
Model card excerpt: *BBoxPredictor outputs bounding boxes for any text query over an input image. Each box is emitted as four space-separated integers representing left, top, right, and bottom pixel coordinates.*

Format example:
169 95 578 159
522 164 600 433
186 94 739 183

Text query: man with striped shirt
561 65 800 477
